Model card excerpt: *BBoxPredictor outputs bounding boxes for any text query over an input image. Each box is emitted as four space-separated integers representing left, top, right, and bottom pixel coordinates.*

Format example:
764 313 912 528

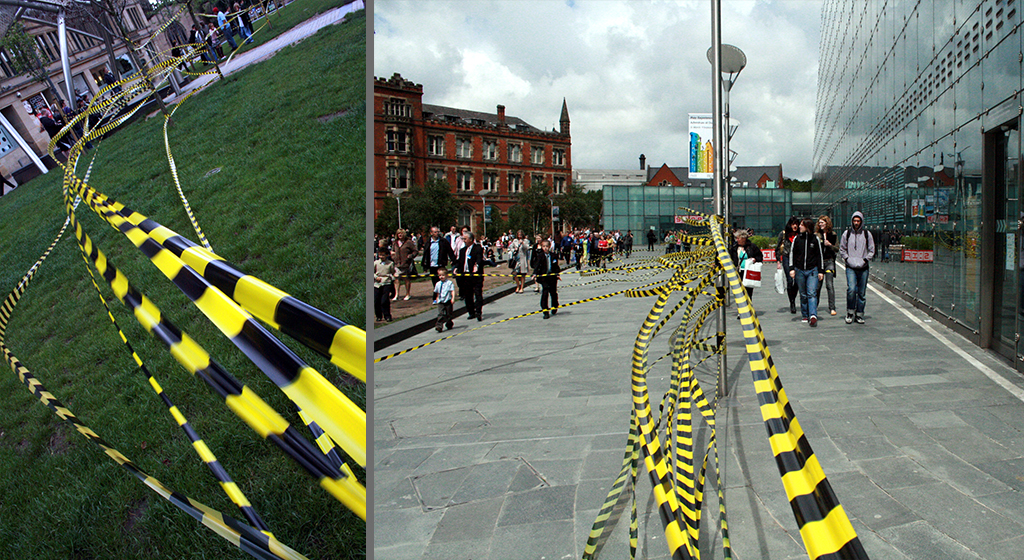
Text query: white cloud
374 0 823 179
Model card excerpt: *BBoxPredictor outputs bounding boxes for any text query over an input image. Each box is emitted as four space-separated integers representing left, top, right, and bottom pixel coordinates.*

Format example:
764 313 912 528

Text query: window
428 168 446 182
553 176 566 195
508 173 522 194
386 128 409 153
387 165 410 190
532 174 545 188
457 170 473 191
483 172 498 191
127 7 146 31
552 148 566 166
508 143 522 163
482 139 498 161
531 146 545 165
384 98 412 118
428 135 445 157
456 138 473 159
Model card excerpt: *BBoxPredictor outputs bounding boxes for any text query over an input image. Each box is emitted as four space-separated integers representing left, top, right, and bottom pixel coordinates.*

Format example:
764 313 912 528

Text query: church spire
559 98 570 136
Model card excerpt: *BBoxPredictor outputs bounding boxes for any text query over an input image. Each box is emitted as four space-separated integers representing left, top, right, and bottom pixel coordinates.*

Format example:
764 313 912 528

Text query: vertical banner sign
688 113 714 179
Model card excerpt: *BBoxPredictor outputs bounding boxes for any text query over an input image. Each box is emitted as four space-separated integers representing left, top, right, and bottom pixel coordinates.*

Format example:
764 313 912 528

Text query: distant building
373 73 572 235
601 161 793 235
572 168 646 192
0 2 192 185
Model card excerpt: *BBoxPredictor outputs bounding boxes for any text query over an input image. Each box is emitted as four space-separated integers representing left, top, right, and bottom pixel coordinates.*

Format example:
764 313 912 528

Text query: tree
784 177 814 192
555 182 602 230
374 196 398 237
73 0 172 118
400 179 460 236
514 179 552 236
1 23 71 113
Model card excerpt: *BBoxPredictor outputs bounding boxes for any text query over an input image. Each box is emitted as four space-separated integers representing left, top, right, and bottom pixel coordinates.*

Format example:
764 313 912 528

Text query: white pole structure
0 112 47 174
57 8 74 105
711 0 726 397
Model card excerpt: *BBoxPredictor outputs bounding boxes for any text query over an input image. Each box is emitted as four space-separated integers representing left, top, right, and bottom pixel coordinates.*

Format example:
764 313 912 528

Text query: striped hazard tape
582 209 866 560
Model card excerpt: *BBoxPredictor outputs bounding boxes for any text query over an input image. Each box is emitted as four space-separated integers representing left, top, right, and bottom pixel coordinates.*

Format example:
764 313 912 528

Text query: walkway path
374 248 1024 560
168 0 363 103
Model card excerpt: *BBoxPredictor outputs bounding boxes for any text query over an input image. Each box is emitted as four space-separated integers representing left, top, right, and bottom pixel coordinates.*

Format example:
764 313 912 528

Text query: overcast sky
374 0 822 180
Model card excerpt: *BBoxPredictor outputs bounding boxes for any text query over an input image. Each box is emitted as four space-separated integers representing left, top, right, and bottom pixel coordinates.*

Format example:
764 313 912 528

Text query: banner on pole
688 113 714 179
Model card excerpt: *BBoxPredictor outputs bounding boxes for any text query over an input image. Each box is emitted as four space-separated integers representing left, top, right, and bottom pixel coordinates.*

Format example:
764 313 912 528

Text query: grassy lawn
0 5 363 560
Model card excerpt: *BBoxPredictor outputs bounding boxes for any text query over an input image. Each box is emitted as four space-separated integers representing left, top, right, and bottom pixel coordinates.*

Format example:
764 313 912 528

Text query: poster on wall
688 113 714 179
935 189 949 214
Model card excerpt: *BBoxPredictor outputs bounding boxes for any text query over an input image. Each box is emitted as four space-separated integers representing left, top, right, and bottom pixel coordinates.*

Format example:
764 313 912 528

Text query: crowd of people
372 225 646 325
375 211 879 332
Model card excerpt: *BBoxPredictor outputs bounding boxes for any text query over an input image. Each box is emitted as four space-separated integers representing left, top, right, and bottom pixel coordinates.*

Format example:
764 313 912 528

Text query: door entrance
989 121 1021 363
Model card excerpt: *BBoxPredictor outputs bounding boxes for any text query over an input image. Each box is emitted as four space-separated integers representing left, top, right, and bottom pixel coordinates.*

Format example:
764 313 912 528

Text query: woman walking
729 229 763 318
392 229 418 301
788 219 825 327
509 230 531 293
776 217 800 313
374 248 398 322
815 216 838 316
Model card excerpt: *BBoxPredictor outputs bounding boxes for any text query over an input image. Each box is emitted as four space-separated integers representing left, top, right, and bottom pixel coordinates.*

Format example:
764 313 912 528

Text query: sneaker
845 313 854 324
855 314 865 324
809 316 817 327
446 322 454 330
830 310 837 316
477 315 483 322
801 318 808 323
435 325 443 333
543 312 550 319
551 308 558 316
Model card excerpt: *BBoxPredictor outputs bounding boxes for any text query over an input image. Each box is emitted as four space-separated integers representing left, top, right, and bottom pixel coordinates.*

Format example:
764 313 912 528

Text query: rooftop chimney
497 104 506 127
640 154 646 170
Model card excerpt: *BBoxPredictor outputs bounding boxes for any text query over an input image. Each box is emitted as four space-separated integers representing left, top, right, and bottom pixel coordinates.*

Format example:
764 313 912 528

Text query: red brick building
373 73 572 235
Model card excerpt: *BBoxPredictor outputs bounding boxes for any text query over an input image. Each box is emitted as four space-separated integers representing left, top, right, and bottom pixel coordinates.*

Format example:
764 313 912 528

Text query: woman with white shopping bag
729 230 763 319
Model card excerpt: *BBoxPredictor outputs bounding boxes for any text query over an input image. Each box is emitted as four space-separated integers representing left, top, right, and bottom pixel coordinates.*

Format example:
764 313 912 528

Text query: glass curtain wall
814 0 1022 357
603 186 793 237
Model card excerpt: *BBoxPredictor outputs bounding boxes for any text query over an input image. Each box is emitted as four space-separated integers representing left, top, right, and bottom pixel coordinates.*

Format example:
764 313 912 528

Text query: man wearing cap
839 211 875 324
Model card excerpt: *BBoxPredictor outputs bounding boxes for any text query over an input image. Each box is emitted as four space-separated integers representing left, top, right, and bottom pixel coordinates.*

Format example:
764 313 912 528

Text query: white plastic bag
774 267 785 294
743 260 763 288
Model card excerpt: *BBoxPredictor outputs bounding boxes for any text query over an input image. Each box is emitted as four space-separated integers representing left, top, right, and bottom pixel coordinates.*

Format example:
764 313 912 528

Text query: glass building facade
603 186 793 237
814 0 1023 366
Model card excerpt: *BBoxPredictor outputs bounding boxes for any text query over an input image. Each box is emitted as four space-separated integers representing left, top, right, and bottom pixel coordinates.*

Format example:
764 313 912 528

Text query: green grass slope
0 5 364 560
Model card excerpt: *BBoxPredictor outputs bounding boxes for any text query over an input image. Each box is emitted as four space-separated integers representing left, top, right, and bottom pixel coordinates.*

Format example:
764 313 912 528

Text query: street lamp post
709 5 746 399
479 189 494 239
390 187 408 230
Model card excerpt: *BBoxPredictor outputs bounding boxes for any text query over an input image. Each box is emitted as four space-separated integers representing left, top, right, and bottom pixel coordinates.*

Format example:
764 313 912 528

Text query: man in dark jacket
647 228 657 251
455 231 485 321
789 219 825 326
421 226 455 288
531 239 561 319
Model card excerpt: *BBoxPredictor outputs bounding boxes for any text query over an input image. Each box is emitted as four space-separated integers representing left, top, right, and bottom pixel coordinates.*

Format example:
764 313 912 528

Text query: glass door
993 123 1021 362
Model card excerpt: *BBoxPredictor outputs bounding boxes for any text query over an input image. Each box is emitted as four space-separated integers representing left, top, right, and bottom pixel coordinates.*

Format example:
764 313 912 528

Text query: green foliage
0 10 363 560
401 178 460 236
1 22 48 82
749 235 774 249
555 183 602 229
902 236 934 250
375 196 399 237
784 177 813 192
512 179 552 236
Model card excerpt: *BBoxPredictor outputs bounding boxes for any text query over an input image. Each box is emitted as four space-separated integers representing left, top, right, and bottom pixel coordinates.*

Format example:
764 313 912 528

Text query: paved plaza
373 249 1024 560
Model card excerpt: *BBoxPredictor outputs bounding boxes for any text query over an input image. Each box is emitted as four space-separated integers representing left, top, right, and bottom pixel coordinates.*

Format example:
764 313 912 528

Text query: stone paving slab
373 250 1024 559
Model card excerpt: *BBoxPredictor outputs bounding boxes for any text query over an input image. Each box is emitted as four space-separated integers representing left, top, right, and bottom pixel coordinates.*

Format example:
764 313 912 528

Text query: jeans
793 268 820 319
846 266 869 314
815 259 836 311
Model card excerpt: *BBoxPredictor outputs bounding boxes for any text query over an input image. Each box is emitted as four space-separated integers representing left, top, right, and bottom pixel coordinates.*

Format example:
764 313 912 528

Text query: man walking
531 239 561 319
420 226 455 288
647 228 657 251
839 211 875 324
455 231 485 321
